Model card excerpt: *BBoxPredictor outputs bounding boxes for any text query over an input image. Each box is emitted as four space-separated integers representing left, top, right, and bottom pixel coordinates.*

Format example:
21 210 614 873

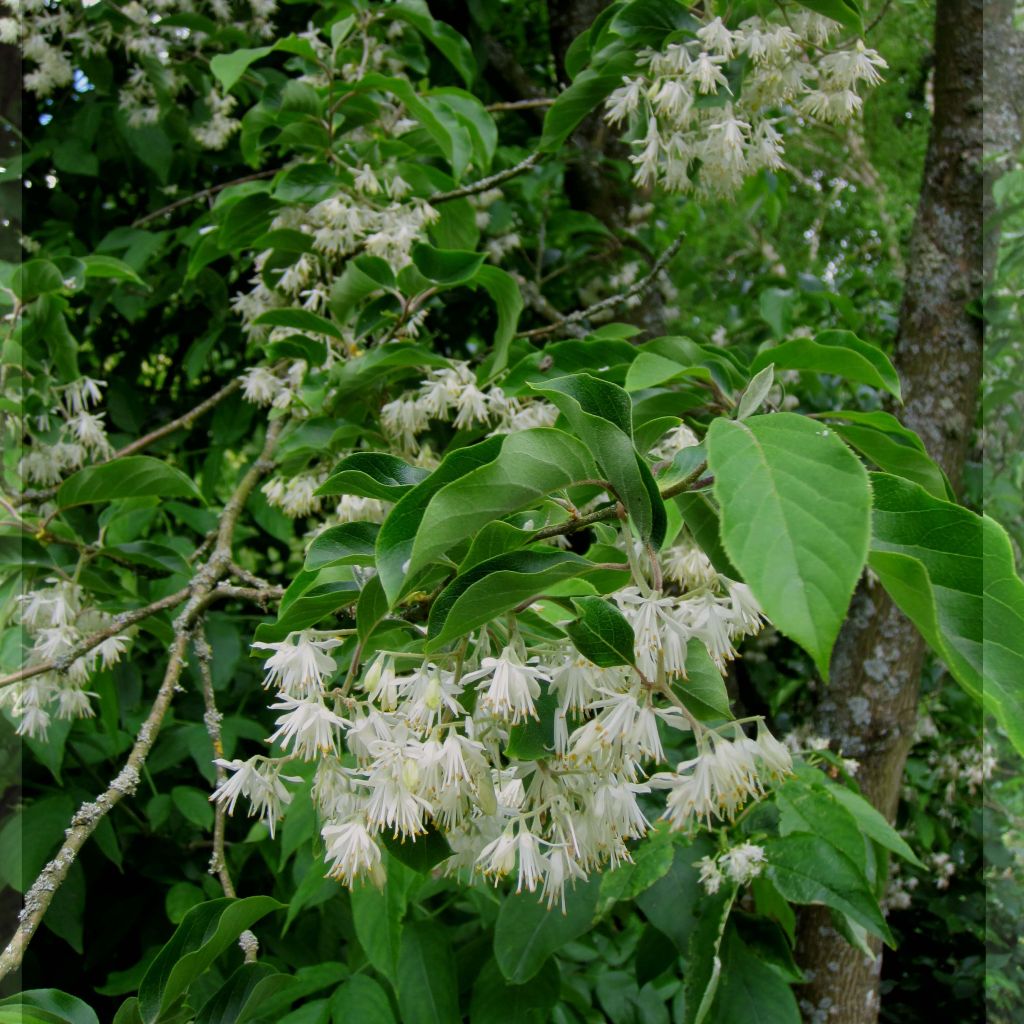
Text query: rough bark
795 2 1018 1022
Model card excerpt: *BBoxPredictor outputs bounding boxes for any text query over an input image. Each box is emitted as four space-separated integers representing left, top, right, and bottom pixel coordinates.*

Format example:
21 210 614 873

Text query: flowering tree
0 1 1018 1023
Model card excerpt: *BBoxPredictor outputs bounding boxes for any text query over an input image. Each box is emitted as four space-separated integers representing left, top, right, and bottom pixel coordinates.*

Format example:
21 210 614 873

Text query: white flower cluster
11 0 275 140
230 175 441 340
213 545 791 905
698 841 767 893
3 578 129 739
605 11 886 196
380 361 559 454
19 376 112 486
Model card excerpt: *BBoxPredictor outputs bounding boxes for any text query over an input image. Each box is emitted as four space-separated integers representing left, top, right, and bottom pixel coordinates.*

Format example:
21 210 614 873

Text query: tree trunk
795 2 1017 1021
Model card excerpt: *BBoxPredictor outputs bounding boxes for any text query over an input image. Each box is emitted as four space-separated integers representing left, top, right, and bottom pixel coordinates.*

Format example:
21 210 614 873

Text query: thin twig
516 235 686 341
0 419 284 980
485 98 557 112
132 170 279 227
428 153 542 204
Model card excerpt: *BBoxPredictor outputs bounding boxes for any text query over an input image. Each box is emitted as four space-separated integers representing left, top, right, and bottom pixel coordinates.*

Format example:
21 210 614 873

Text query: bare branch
515 234 686 341
485 98 557 111
428 153 542 204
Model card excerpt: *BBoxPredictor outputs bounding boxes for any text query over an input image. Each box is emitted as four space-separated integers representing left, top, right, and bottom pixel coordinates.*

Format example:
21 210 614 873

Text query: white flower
690 52 728 94
354 164 381 194
323 820 383 886
614 588 692 679
240 366 281 406
251 632 340 697
697 17 735 57
515 829 548 893
211 757 298 837
267 696 349 759
698 854 725 894
720 842 766 884
477 827 517 880
467 646 547 724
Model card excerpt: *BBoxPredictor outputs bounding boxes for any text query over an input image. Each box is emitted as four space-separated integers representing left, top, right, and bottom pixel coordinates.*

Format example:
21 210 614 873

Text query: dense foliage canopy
0 1 1020 1023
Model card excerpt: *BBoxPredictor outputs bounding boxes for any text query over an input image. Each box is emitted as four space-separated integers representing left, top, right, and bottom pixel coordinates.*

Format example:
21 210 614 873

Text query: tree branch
131 170 279 228
0 418 284 980
428 153 542 204
515 234 686 340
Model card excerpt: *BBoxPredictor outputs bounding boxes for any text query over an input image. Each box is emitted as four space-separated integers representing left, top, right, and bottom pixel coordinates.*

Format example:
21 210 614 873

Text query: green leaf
673 640 732 721
493 874 601 983
376 436 506 603
410 243 485 285
82 255 147 288
402 428 596 590
774 779 867 873
329 259 396 325
565 596 636 667
427 549 600 650
357 575 389 643
683 887 736 1024
470 957 560 1024
356 74 464 177
707 414 871 679
391 0 477 85
831 421 952 499
505 690 560 761
0 991 99 1024
982 516 1024 756
211 36 320 91
194 963 290 1024
331 343 448 398
304 523 380 571
253 307 342 339
350 864 412 983
397 922 460 1024
634 840 713 953
329 976 396 1024
598 824 675 909
381 828 453 873
736 365 774 421
474 265 524 378
13 259 65 300
867 473 982 695
709 928 801 1024
827 785 924 867
318 453 428 501
137 896 281 1024
531 374 665 545
539 50 638 152
750 330 901 401
763 835 893 946
58 456 203 509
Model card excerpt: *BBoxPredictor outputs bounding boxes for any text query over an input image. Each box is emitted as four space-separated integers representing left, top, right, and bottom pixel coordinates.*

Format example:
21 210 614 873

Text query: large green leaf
750 330 901 400
763 835 892 946
194 963 290 1024
410 243 484 285
376 436 505 603
402 429 596 589
474 265 523 378
58 456 203 509
469 958 560 1024
832 421 951 499
304 523 379 571
709 928 801 1024
707 414 871 679
565 596 636 667
329 976 396 1024
253 307 342 339
531 374 665 545
390 0 476 85
774 778 867 873
0 991 99 1024
426 549 600 650
868 473 982 692
210 36 319 91
982 516 1024 755
317 453 428 501
683 887 736 1024
539 50 637 152
673 640 732 721
493 874 601 983
350 862 414 983
396 922 460 1024
137 897 281 1023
